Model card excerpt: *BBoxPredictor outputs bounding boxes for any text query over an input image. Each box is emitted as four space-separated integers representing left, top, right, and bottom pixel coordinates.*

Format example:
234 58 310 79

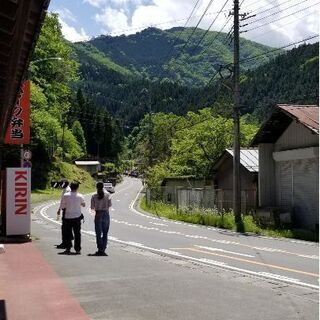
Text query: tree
136 108 259 187
72 121 86 154
27 13 82 188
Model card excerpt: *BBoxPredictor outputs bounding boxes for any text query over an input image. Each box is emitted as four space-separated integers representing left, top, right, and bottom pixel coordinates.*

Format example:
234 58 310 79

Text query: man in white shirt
60 181 85 254
56 180 71 249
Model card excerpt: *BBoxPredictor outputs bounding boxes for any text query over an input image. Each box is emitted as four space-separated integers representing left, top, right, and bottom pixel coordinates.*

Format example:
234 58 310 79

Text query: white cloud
54 7 76 22
109 0 144 5
59 18 90 42
131 5 172 29
83 0 108 8
95 7 129 32
90 0 318 47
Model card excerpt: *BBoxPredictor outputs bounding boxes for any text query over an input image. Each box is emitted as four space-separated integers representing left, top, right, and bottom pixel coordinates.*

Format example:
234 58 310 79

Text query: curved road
40 176 319 289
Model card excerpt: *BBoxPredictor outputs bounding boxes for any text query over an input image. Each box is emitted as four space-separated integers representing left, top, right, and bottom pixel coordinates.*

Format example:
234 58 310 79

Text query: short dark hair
60 180 69 188
70 181 80 191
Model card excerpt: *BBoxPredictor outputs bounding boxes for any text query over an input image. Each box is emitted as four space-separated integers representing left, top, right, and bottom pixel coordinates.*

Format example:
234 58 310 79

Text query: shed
158 176 214 208
251 104 319 230
212 148 259 212
74 161 101 175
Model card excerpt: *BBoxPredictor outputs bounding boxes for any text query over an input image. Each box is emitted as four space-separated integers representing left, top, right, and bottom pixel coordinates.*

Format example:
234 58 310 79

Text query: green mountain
72 28 318 126
240 42 319 120
79 27 280 87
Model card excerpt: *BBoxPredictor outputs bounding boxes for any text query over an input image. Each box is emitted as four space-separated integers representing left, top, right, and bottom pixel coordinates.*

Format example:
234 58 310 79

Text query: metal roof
251 104 319 145
226 148 259 172
75 161 100 166
278 105 319 134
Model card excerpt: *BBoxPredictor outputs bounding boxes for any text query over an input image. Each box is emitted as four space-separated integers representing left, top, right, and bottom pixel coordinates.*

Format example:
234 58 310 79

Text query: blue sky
48 0 319 47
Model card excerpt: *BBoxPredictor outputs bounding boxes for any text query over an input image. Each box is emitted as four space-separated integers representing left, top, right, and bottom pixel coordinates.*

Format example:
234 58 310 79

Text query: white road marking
150 222 168 227
196 245 255 258
128 185 319 259
258 272 301 283
36 192 319 290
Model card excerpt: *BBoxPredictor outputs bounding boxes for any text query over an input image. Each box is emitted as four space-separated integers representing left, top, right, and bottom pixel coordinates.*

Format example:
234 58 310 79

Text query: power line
200 19 233 57
241 0 311 27
102 8 232 37
243 9 317 42
241 2 319 33
239 34 319 65
188 0 231 56
200 0 246 85
242 0 300 16
160 0 203 70
173 0 216 59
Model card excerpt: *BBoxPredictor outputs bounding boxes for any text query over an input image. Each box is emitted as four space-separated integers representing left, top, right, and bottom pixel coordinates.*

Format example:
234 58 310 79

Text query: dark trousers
61 209 73 244
64 217 81 252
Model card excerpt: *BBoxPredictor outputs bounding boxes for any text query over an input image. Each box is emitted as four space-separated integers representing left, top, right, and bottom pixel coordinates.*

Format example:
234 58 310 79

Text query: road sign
23 149 32 160
23 160 32 168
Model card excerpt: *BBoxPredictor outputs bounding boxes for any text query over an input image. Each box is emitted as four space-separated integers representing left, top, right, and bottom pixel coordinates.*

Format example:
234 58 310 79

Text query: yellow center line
171 247 319 278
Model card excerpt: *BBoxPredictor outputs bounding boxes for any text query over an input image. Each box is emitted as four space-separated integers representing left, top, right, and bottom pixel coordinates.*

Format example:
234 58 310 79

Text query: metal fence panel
146 186 256 213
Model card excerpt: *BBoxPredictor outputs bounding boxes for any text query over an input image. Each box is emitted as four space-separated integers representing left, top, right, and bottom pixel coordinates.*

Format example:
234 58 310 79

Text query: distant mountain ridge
72 28 318 125
75 27 280 87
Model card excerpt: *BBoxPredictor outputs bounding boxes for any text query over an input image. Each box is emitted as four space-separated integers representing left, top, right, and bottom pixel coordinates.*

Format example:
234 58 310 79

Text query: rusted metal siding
275 121 319 152
258 144 276 206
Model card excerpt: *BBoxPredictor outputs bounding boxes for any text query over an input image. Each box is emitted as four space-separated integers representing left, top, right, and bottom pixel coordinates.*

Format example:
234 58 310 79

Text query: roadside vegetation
140 197 319 242
31 161 96 204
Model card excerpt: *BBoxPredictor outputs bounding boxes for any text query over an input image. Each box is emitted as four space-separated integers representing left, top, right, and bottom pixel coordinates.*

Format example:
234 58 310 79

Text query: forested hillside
82 27 279 87
240 43 319 120
74 34 318 126
72 26 279 126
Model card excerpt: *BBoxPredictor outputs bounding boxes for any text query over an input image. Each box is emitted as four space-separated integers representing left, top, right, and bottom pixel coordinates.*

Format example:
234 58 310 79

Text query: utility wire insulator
240 14 256 21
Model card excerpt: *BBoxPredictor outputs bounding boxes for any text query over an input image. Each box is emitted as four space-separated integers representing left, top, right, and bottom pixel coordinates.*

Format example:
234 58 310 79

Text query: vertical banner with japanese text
4 80 30 144
6 168 31 235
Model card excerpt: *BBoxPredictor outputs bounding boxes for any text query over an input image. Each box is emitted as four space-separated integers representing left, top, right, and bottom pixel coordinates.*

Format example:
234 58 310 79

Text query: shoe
75 251 81 255
56 243 66 249
59 249 71 255
95 251 108 256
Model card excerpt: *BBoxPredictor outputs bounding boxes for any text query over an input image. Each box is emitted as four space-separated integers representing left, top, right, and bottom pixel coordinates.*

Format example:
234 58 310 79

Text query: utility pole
140 87 152 168
233 0 242 229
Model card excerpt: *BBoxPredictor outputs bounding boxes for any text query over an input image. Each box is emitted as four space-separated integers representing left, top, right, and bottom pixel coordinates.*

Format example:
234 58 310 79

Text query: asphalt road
33 176 319 320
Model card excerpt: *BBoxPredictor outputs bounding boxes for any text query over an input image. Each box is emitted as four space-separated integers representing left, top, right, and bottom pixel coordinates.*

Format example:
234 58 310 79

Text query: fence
215 189 257 213
145 186 257 213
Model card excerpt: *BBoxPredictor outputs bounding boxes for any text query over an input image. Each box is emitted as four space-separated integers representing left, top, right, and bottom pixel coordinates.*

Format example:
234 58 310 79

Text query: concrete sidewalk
0 238 90 320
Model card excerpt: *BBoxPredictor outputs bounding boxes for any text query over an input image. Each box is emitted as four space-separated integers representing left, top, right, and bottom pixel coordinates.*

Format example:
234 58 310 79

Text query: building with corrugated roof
251 104 319 230
212 148 259 212
74 161 101 175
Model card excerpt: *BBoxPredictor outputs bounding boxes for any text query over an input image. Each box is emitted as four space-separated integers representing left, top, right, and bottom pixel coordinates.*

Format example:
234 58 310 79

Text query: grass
140 197 319 242
31 188 62 204
32 161 97 205
31 184 96 205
